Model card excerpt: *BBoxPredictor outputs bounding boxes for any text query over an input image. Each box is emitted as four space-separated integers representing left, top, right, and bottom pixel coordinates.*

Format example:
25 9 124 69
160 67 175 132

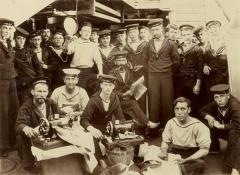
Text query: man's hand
213 121 224 129
133 65 144 72
42 64 48 69
97 73 103 79
158 148 168 161
62 106 74 114
23 126 38 138
122 90 132 97
203 65 211 75
87 126 103 139
176 158 187 164
193 83 200 95
205 115 215 128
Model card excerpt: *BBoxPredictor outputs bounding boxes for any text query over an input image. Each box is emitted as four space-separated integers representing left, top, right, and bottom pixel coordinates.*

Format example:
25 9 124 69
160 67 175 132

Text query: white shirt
153 39 164 52
66 38 103 68
119 72 126 82
162 117 211 149
51 86 89 112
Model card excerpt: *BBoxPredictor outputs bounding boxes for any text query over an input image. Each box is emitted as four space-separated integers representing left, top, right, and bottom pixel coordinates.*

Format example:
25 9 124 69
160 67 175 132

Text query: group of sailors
0 16 240 175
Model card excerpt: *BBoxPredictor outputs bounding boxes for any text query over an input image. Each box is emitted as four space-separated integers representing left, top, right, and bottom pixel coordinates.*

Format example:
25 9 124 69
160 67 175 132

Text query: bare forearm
184 148 209 162
97 63 103 75
161 141 169 151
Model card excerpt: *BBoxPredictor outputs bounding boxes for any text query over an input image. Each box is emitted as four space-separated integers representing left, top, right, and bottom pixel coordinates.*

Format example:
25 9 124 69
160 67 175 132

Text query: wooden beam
95 1 121 17
92 12 121 23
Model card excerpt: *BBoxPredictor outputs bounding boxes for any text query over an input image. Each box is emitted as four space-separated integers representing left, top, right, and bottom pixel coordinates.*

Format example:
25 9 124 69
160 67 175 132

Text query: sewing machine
32 115 74 150
103 120 144 149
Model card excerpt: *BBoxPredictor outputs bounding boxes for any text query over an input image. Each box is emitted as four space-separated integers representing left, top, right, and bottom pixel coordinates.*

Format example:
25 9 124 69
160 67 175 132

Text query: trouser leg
159 75 174 127
148 73 161 124
181 159 205 175
16 134 35 168
8 80 19 147
0 80 10 150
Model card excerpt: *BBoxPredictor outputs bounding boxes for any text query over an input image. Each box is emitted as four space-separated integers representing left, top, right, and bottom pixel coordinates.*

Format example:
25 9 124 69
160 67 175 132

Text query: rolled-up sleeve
93 44 103 65
162 120 173 144
195 123 211 149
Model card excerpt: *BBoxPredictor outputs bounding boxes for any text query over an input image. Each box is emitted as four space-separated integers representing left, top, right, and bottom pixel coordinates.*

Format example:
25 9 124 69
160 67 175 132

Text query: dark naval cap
32 76 49 87
0 18 14 26
112 28 127 35
99 29 111 37
53 29 65 37
99 74 117 83
193 26 205 36
125 23 139 31
210 84 230 94
148 19 163 28
112 50 128 59
206 20 221 29
29 31 41 39
14 27 29 38
179 24 194 31
92 28 100 33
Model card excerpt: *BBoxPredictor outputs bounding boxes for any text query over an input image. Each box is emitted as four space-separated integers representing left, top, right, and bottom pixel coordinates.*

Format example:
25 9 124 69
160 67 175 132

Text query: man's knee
194 159 205 173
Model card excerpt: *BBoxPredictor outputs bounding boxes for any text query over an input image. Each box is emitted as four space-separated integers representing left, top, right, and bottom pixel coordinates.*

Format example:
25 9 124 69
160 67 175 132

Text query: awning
121 0 173 11
0 0 55 26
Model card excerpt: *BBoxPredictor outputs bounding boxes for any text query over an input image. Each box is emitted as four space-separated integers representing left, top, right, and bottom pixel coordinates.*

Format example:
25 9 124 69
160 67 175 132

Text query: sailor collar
61 86 80 100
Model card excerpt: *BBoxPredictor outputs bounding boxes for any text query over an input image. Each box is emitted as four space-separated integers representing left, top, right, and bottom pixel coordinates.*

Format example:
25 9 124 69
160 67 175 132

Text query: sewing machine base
32 138 70 150
104 136 144 149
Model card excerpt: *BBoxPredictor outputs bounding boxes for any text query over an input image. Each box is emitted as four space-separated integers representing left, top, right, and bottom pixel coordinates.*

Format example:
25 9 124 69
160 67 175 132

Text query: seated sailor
160 97 211 175
200 84 240 175
51 68 89 119
80 74 125 160
109 50 150 135
15 76 63 170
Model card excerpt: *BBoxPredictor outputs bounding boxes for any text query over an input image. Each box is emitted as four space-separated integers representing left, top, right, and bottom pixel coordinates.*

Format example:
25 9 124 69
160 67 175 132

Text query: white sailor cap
62 68 80 77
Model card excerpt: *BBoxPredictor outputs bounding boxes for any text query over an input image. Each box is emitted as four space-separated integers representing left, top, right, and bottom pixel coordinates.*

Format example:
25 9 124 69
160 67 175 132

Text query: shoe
209 150 220 155
0 149 9 157
24 165 41 174
148 127 160 139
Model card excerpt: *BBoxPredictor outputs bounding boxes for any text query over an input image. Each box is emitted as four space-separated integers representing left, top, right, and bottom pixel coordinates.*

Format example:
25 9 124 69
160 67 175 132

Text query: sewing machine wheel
39 118 50 135
105 121 114 137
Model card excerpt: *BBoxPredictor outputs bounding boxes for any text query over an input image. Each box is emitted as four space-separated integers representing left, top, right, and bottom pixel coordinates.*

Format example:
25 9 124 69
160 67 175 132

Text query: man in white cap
63 21 103 96
51 68 89 118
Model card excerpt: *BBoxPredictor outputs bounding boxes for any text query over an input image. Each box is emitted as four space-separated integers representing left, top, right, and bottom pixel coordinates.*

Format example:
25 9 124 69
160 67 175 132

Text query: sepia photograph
0 0 240 174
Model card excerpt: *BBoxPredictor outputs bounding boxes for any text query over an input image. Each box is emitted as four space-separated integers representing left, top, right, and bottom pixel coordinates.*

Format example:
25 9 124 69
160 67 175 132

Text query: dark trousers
77 68 99 97
16 134 35 168
171 147 205 175
209 127 229 151
120 99 148 127
0 79 19 150
148 72 174 127
93 137 103 161
175 76 199 117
